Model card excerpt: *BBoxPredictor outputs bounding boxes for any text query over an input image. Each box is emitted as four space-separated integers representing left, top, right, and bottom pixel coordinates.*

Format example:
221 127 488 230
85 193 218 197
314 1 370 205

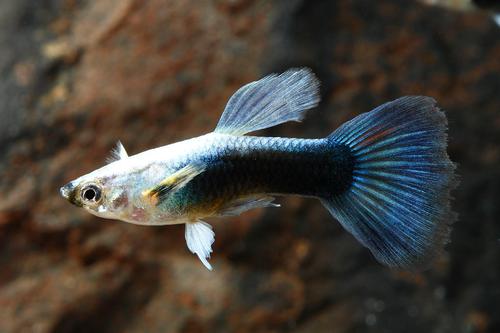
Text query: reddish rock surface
0 0 499 332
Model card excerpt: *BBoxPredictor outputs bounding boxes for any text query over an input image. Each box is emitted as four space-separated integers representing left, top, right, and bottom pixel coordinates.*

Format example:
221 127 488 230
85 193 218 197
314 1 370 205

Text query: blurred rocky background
0 0 499 332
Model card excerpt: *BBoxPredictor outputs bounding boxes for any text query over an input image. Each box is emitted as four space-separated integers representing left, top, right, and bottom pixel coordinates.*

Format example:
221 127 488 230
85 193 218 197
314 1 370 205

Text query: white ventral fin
106 141 129 163
185 221 215 270
218 196 280 216
215 68 320 136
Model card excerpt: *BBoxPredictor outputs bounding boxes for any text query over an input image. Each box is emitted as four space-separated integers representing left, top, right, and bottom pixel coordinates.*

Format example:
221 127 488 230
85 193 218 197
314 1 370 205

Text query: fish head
60 162 138 222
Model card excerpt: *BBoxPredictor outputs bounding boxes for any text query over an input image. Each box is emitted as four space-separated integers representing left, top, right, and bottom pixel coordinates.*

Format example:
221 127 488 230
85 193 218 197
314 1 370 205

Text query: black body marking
176 136 354 209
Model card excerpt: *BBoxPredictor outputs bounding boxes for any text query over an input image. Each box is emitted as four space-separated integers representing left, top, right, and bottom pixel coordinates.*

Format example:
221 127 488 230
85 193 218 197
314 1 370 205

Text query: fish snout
60 182 75 200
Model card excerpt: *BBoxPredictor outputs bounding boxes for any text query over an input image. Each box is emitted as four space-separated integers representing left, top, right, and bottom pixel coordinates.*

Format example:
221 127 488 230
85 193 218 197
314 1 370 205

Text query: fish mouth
60 182 73 199
60 182 82 206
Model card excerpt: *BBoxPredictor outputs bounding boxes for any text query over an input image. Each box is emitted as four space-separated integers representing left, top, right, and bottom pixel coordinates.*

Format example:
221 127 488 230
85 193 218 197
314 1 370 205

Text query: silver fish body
63 133 352 225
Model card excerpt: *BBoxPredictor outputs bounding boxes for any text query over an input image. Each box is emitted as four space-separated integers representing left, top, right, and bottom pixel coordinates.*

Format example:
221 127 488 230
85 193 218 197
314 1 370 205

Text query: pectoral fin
106 141 129 163
185 220 215 270
142 163 206 206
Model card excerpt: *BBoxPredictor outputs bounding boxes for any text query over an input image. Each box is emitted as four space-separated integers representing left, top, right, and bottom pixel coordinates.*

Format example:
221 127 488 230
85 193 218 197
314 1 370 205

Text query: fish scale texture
174 135 352 213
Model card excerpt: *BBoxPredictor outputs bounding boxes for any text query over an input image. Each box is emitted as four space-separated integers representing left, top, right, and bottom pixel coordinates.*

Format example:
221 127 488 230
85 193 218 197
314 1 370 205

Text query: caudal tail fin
323 96 457 270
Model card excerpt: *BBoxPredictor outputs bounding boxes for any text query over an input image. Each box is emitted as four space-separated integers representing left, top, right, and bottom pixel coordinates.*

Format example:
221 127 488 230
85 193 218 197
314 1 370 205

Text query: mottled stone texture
0 0 499 332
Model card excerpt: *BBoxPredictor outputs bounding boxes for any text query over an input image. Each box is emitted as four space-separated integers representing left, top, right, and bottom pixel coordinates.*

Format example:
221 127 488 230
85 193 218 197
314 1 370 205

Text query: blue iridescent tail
323 96 457 270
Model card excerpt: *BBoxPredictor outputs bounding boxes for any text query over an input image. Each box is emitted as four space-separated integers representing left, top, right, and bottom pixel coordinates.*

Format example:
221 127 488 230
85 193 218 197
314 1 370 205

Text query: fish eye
81 184 102 203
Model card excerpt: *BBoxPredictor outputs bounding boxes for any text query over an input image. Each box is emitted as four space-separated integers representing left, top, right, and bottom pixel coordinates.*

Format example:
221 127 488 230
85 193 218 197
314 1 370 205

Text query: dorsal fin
106 141 128 163
214 68 320 136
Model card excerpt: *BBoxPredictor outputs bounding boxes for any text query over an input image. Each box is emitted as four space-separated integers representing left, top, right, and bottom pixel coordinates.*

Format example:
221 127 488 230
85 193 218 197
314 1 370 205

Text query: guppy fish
60 68 456 270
